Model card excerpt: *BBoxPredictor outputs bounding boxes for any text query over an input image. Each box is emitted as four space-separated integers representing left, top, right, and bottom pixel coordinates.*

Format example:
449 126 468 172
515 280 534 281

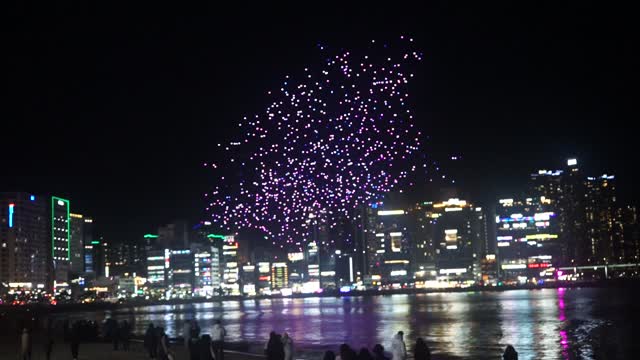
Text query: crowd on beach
13 316 520 360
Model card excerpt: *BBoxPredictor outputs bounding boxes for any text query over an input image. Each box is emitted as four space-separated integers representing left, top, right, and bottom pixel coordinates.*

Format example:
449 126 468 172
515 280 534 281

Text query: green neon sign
91 241 100 245
144 234 159 239
51 196 71 261
207 234 225 239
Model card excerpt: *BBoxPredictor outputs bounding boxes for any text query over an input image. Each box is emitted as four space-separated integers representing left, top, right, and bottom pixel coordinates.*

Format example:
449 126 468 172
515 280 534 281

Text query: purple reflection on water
557 288 566 322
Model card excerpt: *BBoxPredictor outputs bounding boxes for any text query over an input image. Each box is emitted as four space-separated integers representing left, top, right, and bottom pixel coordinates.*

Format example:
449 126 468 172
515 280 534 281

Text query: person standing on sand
391 331 407 360
145 323 157 359
211 320 227 360
413 338 431 360
282 332 294 360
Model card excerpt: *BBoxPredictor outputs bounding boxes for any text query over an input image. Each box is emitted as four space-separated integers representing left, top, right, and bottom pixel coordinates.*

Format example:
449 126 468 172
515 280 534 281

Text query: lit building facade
240 263 256 296
368 209 412 286
256 261 271 295
495 197 561 283
221 235 240 295
425 199 487 283
584 175 622 264
69 213 85 275
51 196 71 286
193 245 220 297
83 217 96 274
0 193 49 289
166 249 193 298
271 262 289 290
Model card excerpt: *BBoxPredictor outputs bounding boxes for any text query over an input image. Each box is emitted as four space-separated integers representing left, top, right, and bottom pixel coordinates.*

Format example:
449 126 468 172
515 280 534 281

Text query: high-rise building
166 248 193 298
368 208 412 286
420 199 487 283
193 245 221 297
619 206 639 263
221 235 240 295
584 174 621 264
240 263 256 296
69 213 85 275
256 261 271 295
51 196 71 286
495 197 561 283
83 217 96 274
0 193 48 289
271 262 289 290
146 249 166 287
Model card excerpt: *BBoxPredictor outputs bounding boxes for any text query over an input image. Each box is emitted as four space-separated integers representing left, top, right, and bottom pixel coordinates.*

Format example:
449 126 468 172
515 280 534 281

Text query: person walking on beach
391 331 407 360
282 332 294 360
211 320 226 360
145 323 157 359
413 338 431 360
503 345 518 360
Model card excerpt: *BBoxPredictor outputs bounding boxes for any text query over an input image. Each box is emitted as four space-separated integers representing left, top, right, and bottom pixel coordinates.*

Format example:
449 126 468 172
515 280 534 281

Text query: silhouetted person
358 347 374 360
391 331 407 360
121 320 131 351
112 319 120 350
372 344 389 360
44 319 54 360
323 350 336 360
20 327 31 360
339 344 357 360
190 320 202 360
503 345 518 360
199 334 214 360
145 323 158 359
413 338 430 360
184 320 192 349
70 322 81 360
158 327 170 360
267 332 285 360
282 332 294 360
211 320 226 360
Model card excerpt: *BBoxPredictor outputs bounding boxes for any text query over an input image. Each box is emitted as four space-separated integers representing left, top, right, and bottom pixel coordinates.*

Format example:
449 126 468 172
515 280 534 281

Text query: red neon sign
528 263 551 269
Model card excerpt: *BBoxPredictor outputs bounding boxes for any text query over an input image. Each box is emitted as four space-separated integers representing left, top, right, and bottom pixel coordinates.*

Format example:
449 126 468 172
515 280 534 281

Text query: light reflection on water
59 287 638 359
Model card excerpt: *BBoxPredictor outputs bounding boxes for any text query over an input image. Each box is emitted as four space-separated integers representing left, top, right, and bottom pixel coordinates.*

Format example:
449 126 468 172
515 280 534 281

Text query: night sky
3 3 637 243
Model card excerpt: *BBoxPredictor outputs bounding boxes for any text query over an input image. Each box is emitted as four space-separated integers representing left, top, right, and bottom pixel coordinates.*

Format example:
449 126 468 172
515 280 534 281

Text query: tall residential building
166 248 193 298
368 208 412 285
495 197 561 283
69 213 85 275
619 206 639 263
221 235 240 295
421 199 487 283
584 174 621 264
83 217 96 274
271 262 289 290
194 245 221 297
0 193 48 289
51 196 71 285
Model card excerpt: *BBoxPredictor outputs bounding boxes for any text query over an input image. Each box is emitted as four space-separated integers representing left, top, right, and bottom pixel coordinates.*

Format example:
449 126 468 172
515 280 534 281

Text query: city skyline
3 3 638 244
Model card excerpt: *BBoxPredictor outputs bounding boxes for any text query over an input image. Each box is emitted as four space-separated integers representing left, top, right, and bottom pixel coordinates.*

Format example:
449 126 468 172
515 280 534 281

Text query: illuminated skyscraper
584 174 621 264
271 262 289 290
0 193 48 289
51 196 71 286
419 199 488 283
495 197 561 283
69 213 85 275
368 208 412 286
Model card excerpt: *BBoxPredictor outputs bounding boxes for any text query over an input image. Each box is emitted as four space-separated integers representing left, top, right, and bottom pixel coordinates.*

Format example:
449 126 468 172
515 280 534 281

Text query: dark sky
2 3 638 243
